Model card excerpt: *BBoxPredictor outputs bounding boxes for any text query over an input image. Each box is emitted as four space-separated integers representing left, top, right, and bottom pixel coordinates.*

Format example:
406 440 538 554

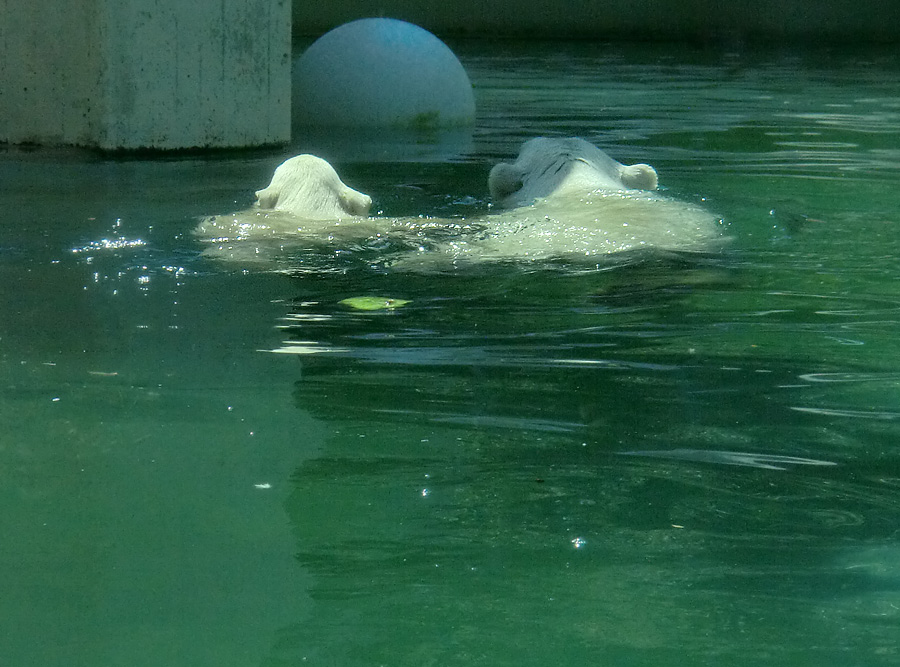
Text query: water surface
2 42 900 666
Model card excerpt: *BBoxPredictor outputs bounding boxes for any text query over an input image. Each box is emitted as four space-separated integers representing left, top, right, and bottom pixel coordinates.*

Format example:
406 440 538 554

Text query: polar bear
416 136 724 265
255 154 372 218
488 137 659 208
195 154 373 245
197 139 725 267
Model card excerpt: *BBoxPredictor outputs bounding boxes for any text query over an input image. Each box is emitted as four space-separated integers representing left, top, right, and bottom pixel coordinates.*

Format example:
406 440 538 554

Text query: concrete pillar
0 0 290 151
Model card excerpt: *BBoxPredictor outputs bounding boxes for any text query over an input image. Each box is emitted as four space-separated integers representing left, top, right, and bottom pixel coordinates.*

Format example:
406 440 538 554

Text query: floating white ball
293 18 476 130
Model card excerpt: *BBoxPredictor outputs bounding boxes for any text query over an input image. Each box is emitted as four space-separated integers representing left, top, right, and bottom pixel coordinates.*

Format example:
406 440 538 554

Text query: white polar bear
255 154 372 218
418 137 725 265
488 136 659 208
197 139 725 267
195 154 373 245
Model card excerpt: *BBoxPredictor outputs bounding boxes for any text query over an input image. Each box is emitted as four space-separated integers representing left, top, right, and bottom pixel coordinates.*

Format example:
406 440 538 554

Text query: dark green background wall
293 1 899 43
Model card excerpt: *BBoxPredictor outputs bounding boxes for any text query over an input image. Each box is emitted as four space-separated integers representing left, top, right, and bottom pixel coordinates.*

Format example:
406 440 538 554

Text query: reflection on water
2 43 900 666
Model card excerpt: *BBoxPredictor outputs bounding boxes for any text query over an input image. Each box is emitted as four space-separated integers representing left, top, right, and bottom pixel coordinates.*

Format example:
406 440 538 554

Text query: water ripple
798 372 900 384
791 406 900 420
618 449 838 470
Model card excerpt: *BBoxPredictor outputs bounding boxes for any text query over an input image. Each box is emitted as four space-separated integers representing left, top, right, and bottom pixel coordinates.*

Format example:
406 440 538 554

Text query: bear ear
619 164 658 190
255 187 279 209
489 162 525 200
339 188 373 217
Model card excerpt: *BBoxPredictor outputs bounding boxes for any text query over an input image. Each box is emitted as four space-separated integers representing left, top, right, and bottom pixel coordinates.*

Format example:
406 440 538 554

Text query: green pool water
2 42 900 666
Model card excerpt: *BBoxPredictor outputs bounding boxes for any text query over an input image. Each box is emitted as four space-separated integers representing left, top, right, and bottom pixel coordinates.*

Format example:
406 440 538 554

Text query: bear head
255 154 372 219
489 137 658 209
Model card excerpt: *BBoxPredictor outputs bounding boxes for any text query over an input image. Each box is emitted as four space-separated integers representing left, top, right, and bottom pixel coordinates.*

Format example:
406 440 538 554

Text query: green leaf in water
339 296 410 311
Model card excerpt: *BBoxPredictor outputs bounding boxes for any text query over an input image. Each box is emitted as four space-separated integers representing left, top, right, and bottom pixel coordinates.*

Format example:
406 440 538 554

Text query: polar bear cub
255 154 372 219
194 154 373 246
488 137 658 209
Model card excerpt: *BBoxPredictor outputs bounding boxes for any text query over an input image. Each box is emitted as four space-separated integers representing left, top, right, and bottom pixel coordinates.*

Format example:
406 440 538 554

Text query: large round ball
292 18 476 130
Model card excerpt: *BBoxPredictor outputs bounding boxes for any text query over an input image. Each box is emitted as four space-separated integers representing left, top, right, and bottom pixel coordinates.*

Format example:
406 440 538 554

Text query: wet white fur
255 154 371 218
489 137 658 208
197 140 724 267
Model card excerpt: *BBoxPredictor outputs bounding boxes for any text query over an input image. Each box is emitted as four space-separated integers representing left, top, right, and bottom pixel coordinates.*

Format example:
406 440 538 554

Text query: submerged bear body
449 137 723 264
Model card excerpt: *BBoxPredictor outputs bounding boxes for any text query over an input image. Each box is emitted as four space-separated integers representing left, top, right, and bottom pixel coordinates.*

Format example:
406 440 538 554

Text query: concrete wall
0 0 101 146
292 0 900 43
0 0 291 151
